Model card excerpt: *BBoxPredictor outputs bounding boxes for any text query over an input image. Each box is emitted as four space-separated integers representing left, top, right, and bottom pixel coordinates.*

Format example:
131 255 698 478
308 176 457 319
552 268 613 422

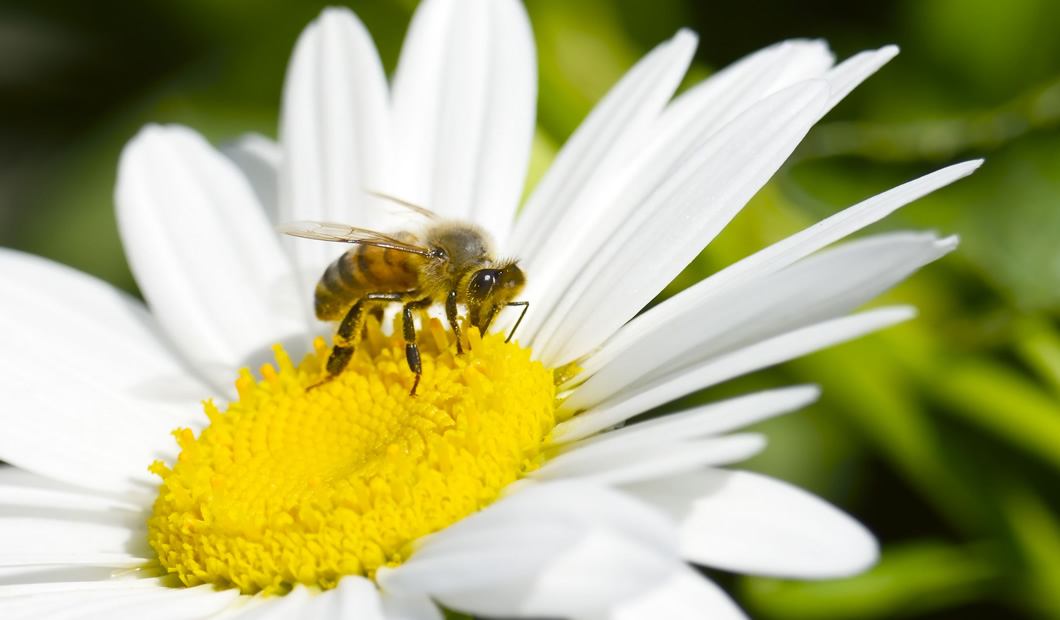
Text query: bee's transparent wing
275 221 431 256
364 190 440 220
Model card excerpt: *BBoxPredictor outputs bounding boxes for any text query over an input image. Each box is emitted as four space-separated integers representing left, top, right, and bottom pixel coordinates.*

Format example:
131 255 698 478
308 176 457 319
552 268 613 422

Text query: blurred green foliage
2 0 1059 618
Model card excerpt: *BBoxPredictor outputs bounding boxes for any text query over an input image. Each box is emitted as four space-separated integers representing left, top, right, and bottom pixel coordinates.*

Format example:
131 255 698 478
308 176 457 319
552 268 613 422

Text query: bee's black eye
468 270 499 296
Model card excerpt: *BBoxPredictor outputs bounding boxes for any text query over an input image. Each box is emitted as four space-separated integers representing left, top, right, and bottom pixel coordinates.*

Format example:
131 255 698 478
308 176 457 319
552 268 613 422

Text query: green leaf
528 0 647 141
741 540 1003 620
1013 316 1060 399
929 356 1060 474
789 338 986 533
996 481 1060 618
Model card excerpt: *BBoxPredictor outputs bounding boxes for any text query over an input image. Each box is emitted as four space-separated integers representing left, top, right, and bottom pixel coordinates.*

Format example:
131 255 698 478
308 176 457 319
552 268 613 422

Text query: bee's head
465 261 525 334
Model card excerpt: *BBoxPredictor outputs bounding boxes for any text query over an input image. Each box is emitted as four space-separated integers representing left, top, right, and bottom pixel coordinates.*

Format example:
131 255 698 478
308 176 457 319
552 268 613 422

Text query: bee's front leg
504 301 529 343
403 297 434 396
445 290 463 355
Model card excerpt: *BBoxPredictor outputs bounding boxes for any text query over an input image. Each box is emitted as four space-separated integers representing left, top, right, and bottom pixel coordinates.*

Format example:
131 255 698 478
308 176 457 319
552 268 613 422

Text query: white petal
437 530 681 619
242 577 384 620
383 489 684 620
553 307 915 443
100 586 240 620
378 483 681 616
564 233 951 413
557 386 819 453
510 29 697 260
222 133 281 225
380 591 443 620
531 435 766 485
528 46 904 366
0 515 149 567
421 481 678 556
530 80 830 365
608 567 748 620
382 514 584 593
519 39 832 339
0 576 162 598
658 39 834 139
646 42 890 197
0 566 122 588
279 6 392 289
0 466 146 513
824 45 898 108
625 469 879 579
578 160 982 380
115 124 307 393
303 577 384 619
0 468 149 569
224 586 311 620
0 250 210 493
0 582 239 620
391 0 536 241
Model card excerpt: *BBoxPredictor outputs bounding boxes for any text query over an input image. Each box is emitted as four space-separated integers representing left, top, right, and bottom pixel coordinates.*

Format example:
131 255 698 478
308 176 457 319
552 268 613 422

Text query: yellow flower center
147 318 556 595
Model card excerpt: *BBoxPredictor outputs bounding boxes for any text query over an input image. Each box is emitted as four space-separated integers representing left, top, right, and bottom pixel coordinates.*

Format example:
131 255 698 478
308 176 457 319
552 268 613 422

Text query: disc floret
147 319 555 594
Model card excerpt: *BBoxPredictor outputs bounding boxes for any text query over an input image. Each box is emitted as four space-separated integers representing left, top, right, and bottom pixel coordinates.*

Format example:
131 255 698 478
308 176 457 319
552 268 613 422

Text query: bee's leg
504 301 529 343
445 290 463 354
324 345 355 379
312 292 405 390
479 306 499 336
403 297 434 396
476 301 529 344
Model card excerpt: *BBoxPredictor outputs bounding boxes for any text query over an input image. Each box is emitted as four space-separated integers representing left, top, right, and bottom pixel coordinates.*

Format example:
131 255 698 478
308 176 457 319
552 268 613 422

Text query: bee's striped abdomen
314 243 421 321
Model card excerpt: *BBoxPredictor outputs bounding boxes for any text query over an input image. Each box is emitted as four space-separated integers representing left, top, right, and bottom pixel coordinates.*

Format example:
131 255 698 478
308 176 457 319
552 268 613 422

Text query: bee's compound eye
468 269 499 296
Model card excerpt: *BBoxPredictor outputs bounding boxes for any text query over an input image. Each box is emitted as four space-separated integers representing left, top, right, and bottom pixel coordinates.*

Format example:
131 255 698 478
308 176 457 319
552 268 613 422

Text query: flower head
0 1 981 618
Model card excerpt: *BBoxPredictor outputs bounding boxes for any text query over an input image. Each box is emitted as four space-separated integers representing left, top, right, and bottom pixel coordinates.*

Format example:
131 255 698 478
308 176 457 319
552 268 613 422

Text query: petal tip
127 123 203 153
889 305 919 322
938 234 960 251
789 383 823 405
673 27 700 49
781 38 835 62
314 5 363 31
827 524 880 578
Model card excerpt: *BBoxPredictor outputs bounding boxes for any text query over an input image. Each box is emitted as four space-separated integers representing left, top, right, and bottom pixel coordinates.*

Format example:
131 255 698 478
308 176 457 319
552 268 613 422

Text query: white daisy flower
0 1 981 619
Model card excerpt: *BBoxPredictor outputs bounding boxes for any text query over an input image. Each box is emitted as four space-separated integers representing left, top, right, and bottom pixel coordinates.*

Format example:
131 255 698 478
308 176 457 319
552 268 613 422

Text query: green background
2 1 1060 618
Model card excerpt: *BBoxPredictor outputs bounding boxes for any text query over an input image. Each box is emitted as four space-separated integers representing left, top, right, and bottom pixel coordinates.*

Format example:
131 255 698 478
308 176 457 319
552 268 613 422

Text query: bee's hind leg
307 345 354 391
403 297 434 396
311 292 405 391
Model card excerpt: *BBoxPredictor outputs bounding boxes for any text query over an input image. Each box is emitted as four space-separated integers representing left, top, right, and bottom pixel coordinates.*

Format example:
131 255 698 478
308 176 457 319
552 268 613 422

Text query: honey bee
277 203 527 396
